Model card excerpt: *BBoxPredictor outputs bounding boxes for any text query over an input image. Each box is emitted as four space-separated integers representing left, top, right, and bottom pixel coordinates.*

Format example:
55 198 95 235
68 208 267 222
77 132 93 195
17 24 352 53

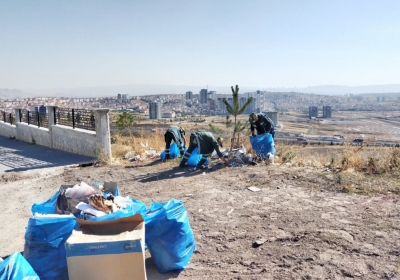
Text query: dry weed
110 125 400 180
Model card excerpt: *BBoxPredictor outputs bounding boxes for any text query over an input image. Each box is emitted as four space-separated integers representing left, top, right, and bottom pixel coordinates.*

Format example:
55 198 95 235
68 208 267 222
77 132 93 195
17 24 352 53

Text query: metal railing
10 107 96 131
55 108 96 131
1 111 15 125
20 109 48 128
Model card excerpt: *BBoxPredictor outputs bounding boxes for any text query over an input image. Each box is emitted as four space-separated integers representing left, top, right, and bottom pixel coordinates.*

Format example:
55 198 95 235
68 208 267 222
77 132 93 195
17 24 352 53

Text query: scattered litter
234 146 246 159
227 209 234 215
277 186 281 189
252 238 267 248
248 186 261 192
124 151 135 159
231 162 244 168
145 148 158 156
202 172 206 175
140 140 148 147
129 155 140 161
198 209 203 212
185 194 193 197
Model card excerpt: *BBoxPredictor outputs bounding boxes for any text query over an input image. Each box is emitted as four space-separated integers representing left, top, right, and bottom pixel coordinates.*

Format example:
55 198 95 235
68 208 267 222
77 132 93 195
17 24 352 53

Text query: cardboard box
65 214 146 280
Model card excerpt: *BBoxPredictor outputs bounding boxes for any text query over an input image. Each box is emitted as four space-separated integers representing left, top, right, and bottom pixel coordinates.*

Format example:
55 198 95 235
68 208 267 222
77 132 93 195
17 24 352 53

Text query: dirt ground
1 156 399 280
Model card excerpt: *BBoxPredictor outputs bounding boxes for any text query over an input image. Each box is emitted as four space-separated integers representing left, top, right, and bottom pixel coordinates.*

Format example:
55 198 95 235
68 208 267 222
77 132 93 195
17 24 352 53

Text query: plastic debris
248 186 261 192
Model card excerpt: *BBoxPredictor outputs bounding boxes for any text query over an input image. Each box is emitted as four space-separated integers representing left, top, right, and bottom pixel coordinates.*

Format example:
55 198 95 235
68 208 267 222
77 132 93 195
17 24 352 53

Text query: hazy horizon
1 0 399 92
2 83 400 99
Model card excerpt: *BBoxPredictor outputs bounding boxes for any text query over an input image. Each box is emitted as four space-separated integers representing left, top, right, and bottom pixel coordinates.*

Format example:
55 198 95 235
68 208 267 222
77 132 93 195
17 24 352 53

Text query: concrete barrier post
47 106 57 148
47 106 56 127
14 109 21 123
94 109 112 163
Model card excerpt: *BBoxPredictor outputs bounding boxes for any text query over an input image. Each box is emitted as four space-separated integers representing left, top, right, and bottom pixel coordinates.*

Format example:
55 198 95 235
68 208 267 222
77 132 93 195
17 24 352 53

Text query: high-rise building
186 91 193 100
199 89 208 104
38 105 47 114
209 99 217 111
149 102 161 119
217 98 225 112
208 91 216 100
117 93 122 99
239 97 248 110
256 90 264 112
322 106 332 118
243 91 264 114
309 106 318 118
244 93 257 114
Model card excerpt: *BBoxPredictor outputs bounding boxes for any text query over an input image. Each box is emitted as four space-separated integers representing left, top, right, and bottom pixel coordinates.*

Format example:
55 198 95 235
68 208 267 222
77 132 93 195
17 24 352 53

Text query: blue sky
1 0 399 90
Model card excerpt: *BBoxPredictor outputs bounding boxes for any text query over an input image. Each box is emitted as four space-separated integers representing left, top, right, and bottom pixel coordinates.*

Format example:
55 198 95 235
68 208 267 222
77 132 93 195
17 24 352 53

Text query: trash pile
1 181 196 280
212 133 276 167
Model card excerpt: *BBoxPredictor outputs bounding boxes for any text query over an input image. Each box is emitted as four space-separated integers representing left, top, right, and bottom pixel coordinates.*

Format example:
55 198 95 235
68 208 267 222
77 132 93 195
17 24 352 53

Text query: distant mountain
0 88 24 98
8 84 400 98
263 84 400 95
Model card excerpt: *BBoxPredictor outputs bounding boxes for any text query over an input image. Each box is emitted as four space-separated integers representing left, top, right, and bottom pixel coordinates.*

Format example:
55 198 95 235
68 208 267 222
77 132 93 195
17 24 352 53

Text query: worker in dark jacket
249 113 275 139
164 126 186 159
179 131 231 168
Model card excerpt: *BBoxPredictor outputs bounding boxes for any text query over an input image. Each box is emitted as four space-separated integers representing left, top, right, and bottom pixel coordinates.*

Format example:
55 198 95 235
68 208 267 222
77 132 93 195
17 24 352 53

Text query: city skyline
1 0 399 93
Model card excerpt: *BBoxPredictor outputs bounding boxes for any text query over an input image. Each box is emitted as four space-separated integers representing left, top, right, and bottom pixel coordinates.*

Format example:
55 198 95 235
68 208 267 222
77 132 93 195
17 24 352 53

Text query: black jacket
190 131 223 157
249 114 274 134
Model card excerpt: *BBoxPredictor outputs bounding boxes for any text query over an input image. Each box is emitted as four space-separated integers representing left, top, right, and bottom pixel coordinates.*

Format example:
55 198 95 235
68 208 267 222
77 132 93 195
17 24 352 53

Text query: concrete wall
16 123 51 147
0 122 17 138
0 107 111 161
52 125 97 157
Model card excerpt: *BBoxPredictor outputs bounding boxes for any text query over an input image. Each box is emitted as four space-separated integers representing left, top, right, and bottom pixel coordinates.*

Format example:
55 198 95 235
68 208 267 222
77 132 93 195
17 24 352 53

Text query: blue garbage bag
88 197 147 222
31 191 59 214
0 252 39 280
160 143 183 160
187 147 209 166
24 215 77 280
143 199 196 273
250 133 275 158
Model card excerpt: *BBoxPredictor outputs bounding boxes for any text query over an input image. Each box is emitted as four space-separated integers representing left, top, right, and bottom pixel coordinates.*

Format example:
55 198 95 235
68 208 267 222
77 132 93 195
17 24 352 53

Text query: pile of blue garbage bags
1 182 196 280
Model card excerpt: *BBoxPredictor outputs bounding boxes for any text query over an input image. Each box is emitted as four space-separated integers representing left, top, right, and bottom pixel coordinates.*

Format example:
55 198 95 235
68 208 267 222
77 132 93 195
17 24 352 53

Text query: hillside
1 155 399 279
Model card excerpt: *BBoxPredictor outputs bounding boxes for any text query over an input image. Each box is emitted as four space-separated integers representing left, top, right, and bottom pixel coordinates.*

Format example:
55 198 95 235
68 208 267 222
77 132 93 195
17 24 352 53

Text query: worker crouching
179 131 231 169
164 126 186 160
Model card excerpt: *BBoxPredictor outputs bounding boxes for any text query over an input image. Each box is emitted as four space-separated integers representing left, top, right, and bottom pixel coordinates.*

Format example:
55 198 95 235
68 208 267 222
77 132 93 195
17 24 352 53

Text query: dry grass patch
111 131 167 159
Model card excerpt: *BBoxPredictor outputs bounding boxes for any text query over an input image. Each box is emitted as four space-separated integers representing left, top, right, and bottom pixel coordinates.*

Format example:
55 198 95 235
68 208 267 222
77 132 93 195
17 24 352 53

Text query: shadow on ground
145 257 181 280
134 164 224 183
0 136 95 173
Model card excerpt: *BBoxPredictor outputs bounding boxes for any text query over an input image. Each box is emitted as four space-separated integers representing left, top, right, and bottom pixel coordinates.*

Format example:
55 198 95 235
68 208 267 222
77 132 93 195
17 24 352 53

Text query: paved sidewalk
0 136 95 174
